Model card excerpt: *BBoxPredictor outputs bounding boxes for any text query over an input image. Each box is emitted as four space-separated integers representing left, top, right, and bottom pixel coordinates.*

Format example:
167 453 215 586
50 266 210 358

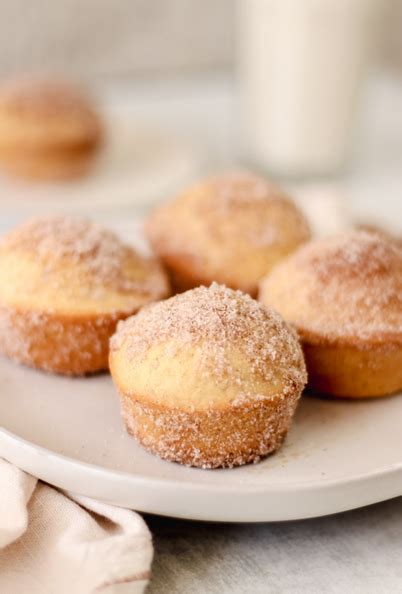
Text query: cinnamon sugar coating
260 231 402 344
110 283 307 468
146 171 311 296
260 231 402 397
1 216 167 300
0 216 170 375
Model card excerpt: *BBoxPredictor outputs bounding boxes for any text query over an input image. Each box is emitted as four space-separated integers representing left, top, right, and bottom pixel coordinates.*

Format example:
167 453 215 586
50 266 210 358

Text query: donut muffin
260 231 402 398
110 283 307 468
0 216 169 375
0 76 103 180
146 171 311 296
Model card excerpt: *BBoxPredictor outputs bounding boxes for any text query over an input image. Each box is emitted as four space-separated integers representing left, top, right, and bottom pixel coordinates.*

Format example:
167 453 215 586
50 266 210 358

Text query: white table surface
0 74 401 593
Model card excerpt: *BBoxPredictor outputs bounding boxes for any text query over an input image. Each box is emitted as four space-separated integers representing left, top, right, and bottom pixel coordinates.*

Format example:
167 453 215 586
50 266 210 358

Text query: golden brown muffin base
0 304 131 375
300 330 402 398
117 388 300 469
0 144 98 181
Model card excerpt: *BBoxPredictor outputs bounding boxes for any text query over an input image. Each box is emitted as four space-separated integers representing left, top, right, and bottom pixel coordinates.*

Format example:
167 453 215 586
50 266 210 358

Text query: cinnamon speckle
112 283 307 401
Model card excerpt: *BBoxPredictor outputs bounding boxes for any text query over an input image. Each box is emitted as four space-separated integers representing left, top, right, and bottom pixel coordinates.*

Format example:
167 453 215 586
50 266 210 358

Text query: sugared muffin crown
0 216 169 315
146 171 311 295
260 230 402 344
186 171 310 249
111 283 307 408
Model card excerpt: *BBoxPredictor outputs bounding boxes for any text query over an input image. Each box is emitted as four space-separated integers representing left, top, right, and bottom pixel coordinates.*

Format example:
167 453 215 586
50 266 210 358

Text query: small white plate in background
0 105 203 228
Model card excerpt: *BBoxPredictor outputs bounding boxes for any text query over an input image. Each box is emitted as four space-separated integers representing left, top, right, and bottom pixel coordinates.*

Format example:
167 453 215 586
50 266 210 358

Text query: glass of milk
237 0 384 177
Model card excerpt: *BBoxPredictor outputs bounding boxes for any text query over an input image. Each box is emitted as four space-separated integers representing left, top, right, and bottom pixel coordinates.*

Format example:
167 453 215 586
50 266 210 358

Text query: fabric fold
0 459 153 594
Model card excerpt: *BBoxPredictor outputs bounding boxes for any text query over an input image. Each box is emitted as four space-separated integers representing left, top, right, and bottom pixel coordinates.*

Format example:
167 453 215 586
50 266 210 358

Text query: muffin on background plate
0 75 103 181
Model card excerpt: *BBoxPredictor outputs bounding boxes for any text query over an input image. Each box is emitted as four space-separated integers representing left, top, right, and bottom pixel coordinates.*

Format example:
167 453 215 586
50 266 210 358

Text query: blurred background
1 0 401 80
0 0 401 233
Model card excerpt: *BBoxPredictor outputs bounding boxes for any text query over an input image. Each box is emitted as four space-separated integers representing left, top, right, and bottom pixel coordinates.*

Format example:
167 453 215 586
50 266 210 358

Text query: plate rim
1 424 401 523
1 425 401 492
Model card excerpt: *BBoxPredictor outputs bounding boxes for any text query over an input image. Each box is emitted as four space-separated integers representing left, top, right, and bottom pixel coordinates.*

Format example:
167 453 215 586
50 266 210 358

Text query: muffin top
110 282 307 411
0 216 169 316
146 171 311 295
0 76 102 149
260 231 402 345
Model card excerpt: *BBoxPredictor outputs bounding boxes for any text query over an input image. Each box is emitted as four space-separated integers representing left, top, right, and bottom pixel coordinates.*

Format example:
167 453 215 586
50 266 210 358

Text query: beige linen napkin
0 459 153 594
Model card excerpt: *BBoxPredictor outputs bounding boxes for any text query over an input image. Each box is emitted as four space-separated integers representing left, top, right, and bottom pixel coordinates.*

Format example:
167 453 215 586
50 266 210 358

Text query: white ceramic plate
0 354 401 522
